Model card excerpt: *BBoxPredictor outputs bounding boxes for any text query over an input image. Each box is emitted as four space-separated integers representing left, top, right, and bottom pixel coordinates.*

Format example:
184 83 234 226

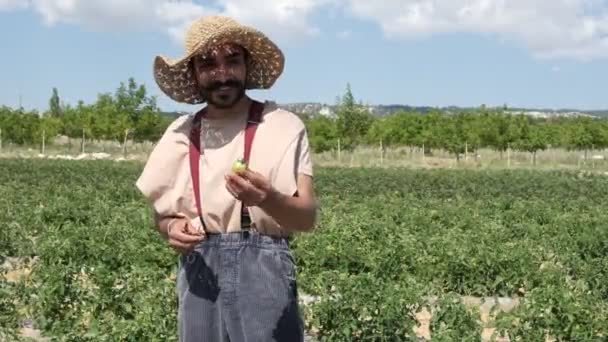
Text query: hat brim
153 25 284 105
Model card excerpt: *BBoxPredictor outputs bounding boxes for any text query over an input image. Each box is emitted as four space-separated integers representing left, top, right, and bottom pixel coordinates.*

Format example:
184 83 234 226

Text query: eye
201 60 215 67
225 52 243 62
194 56 215 69
227 57 241 65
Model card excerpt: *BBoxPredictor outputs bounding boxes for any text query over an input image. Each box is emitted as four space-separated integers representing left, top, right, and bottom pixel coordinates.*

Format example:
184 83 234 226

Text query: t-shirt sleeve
272 127 314 197
135 115 190 214
295 128 314 177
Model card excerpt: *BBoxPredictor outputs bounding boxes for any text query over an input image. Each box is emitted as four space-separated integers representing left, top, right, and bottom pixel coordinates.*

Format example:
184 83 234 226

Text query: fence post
42 129 45 154
422 143 425 162
123 129 129 156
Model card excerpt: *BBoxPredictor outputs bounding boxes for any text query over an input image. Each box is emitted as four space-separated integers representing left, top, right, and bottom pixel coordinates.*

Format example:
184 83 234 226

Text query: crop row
1 159 607 340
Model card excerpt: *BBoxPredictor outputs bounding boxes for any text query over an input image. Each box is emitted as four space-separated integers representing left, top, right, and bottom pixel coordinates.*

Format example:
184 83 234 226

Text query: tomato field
1 158 608 341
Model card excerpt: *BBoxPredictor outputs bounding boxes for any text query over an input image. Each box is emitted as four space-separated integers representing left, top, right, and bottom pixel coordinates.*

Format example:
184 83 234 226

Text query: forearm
258 189 318 233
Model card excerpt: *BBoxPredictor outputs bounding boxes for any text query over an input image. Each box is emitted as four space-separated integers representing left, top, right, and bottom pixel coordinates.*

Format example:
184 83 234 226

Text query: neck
206 96 252 119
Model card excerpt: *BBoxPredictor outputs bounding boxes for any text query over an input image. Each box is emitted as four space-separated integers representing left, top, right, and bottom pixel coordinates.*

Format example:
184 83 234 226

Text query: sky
1 0 607 113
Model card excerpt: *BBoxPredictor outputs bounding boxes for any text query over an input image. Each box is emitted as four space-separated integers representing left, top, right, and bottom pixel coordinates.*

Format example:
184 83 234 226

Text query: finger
168 239 194 253
228 177 261 202
241 170 266 188
236 173 266 197
240 171 271 196
170 238 202 256
227 173 253 190
172 218 203 237
226 184 240 200
184 221 204 236
225 177 241 197
225 175 239 192
241 169 259 181
226 174 249 194
172 229 205 243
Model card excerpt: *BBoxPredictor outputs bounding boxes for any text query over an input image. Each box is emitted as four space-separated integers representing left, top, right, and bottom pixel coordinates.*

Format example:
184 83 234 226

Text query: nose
213 63 234 81
216 71 229 83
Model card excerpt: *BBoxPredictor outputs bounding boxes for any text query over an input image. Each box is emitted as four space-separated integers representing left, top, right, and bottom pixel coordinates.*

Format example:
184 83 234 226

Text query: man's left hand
225 170 276 207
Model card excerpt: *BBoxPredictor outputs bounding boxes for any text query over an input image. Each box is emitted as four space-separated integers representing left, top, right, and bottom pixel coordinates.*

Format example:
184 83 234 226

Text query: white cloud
19 0 326 44
30 0 216 36
0 0 29 11
155 1 217 43
346 0 608 61
161 0 332 44
218 0 333 41
3 0 608 61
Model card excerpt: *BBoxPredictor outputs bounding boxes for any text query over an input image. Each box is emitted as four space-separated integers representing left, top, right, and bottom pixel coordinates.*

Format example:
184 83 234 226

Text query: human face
192 43 248 109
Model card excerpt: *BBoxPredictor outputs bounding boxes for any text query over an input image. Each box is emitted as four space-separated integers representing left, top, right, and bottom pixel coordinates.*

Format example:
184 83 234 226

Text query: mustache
203 80 244 92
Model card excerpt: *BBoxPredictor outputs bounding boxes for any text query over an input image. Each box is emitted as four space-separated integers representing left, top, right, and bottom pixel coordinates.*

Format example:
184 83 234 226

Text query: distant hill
276 103 438 117
159 103 608 119
160 110 188 119
277 103 608 119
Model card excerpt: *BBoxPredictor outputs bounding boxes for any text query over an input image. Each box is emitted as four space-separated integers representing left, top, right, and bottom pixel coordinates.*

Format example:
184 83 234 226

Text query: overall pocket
274 248 297 285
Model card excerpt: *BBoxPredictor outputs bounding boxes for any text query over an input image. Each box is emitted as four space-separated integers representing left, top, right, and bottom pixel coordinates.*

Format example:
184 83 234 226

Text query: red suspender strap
189 107 206 229
189 100 265 230
244 100 264 165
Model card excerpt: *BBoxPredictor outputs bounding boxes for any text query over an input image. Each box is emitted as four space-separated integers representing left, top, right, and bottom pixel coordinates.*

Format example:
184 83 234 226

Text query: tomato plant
1 160 607 340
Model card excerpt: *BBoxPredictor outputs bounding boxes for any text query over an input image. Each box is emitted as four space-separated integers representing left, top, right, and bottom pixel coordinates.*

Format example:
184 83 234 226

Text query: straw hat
153 15 285 104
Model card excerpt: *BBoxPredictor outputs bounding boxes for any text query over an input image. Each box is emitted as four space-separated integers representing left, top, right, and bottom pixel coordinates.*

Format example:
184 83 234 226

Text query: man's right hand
167 218 206 255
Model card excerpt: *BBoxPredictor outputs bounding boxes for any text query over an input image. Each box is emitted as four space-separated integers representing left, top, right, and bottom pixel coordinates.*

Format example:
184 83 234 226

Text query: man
135 15 318 342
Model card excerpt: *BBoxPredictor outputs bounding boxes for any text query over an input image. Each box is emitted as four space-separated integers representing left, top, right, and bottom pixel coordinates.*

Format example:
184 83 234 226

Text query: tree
133 110 167 142
565 117 600 160
3 108 41 145
305 115 338 153
335 83 373 150
417 109 444 154
440 115 464 160
512 117 548 166
36 116 62 147
461 111 483 158
49 87 62 118
479 110 512 159
366 113 403 147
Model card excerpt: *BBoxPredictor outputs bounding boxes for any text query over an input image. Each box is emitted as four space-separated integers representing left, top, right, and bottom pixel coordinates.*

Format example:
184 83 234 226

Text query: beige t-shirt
135 100 313 237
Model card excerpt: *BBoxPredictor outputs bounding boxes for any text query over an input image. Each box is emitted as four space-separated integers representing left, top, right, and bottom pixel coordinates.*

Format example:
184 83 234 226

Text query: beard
200 79 246 109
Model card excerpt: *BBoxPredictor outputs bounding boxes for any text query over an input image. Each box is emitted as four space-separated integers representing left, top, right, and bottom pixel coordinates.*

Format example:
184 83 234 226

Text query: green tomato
232 158 247 173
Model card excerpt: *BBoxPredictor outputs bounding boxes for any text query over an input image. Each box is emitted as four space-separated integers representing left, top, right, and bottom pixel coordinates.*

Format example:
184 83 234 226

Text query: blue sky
1 0 607 113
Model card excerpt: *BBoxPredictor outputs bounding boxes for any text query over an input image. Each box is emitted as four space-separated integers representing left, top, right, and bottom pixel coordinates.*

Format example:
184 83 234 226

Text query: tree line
1 80 608 162
303 84 608 162
0 78 172 147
